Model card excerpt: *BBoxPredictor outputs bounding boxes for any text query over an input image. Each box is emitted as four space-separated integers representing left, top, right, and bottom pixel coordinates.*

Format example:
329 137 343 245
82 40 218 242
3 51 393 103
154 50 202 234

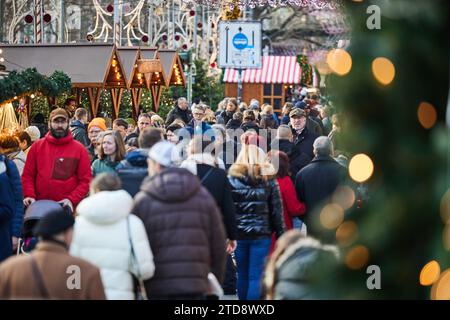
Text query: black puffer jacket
228 167 285 240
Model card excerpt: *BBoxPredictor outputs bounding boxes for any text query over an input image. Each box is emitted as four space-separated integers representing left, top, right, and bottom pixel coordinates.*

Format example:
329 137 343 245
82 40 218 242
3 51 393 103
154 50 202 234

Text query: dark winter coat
216 110 235 126
228 165 285 240
309 116 324 136
271 138 312 181
295 155 347 227
240 121 260 133
132 167 227 297
0 155 15 262
165 106 193 126
116 149 148 197
291 126 318 162
70 120 90 147
225 119 242 130
196 164 237 240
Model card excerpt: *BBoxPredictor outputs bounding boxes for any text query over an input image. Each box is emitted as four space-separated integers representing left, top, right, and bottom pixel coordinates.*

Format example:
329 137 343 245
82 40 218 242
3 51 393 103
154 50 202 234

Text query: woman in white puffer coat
70 173 155 300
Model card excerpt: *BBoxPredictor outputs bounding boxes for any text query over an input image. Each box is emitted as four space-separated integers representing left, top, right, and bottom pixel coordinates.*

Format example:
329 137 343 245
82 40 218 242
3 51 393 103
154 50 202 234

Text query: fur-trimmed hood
76 190 133 225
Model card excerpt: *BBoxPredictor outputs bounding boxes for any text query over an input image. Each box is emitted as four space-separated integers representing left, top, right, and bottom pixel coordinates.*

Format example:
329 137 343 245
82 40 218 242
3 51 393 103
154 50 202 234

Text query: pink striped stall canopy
223 56 302 84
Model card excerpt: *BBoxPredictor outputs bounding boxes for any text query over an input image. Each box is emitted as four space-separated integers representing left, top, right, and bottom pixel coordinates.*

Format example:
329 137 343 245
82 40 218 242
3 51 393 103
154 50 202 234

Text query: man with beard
22 108 92 213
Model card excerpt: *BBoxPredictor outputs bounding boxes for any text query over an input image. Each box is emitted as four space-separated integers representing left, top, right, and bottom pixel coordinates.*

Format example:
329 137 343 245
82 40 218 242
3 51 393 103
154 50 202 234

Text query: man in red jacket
22 108 92 213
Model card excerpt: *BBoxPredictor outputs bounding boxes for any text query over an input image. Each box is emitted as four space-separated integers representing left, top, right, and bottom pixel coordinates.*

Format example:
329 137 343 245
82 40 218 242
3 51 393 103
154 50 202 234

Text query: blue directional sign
232 33 248 50
218 21 262 69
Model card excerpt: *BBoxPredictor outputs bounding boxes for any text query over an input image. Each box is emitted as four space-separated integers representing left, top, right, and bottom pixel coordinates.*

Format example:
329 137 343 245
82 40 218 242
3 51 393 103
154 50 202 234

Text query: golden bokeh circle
336 221 358 246
320 204 345 230
417 102 437 129
327 49 352 76
420 260 441 286
349 154 374 183
431 269 450 300
372 57 396 85
345 245 369 270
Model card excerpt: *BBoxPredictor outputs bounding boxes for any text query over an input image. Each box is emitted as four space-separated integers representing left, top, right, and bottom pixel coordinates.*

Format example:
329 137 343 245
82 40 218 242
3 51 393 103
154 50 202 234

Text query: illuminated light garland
180 0 342 9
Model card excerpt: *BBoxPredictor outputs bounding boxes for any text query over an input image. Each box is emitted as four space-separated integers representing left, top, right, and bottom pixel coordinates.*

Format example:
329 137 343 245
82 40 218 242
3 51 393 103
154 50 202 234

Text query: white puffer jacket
70 190 155 300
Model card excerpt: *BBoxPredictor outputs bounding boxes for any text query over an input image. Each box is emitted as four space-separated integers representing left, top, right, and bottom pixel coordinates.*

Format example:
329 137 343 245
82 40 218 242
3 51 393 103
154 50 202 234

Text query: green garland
0 68 71 105
297 54 313 86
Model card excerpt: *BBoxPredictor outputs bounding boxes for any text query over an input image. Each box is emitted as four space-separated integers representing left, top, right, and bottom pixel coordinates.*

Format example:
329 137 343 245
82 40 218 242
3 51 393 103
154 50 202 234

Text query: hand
23 197 36 206
58 199 74 213
226 240 237 254
12 236 19 252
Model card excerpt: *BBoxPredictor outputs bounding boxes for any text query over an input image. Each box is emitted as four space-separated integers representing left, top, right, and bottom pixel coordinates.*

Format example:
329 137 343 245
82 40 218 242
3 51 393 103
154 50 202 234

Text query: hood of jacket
125 149 148 167
70 120 85 129
141 167 201 202
76 190 133 225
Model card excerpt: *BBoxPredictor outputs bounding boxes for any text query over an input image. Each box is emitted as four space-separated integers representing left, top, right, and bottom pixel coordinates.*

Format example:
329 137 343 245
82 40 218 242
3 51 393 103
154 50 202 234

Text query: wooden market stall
223 56 303 113
0 44 187 120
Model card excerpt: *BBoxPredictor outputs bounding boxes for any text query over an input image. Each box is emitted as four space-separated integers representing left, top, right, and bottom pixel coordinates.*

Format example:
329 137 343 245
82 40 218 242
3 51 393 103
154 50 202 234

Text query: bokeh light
332 185 356 210
431 269 450 300
420 260 441 286
345 245 369 270
327 49 352 76
372 57 396 85
443 224 450 251
320 204 345 229
336 221 358 246
440 189 450 224
417 102 437 129
349 154 374 183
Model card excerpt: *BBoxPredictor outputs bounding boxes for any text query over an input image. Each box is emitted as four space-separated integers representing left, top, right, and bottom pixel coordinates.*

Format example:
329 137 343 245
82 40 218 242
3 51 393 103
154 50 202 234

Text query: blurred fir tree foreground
315 0 450 299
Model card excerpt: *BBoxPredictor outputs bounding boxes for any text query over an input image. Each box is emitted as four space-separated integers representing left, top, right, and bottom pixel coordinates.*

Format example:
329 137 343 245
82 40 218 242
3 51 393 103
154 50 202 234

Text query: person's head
147 140 175 176
243 110 256 123
112 118 129 139
313 136 334 157
139 127 164 149
137 114 152 133
217 98 229 112
264 229 307 299
187 136 214 156
64 98 77 117
125 118 136 134
282 102 294 115
74 108 88 124
226 98 238 113
203 113 217 125
177 97 188 110
90 172 122 195
24 126 41 142
267 150 290 178
192 104 206 122
233 112 243 122
261 104 273 115
0 133 20 154
289 108 307 131
88 118 107 144
276 125 293 142
170 118 186 128
98 130 126 162
229 143 275 180
250 99 260 107
33 210 75 247
165 124 182 144
15 131 32 151
150 114 164 128
239 102 248 111
125 137 139 153
48 108 70 139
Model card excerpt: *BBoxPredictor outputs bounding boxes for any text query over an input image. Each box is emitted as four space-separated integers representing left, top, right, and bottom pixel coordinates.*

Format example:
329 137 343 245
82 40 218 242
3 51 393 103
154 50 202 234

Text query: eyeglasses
89 130 102 134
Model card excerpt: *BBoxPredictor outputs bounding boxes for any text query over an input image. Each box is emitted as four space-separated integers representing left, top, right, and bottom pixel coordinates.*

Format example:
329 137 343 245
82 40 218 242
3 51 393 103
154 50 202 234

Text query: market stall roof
0 43 126 88
158 49 186 87
139 47 166 88
117 46 144 88
223 56 302 84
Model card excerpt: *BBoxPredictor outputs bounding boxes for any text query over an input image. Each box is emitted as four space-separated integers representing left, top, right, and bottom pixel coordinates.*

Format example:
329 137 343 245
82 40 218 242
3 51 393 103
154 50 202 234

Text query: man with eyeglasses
22 108 92 213
87 118 107 163
186 104 213 139
125 113 152 144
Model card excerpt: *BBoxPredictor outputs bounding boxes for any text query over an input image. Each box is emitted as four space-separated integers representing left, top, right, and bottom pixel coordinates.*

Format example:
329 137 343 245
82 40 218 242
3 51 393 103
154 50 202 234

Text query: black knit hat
33 210 75 237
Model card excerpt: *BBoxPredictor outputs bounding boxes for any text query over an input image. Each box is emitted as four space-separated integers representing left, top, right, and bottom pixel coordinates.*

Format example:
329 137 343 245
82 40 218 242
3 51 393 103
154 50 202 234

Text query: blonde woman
91 130 126 176
227 144 285 300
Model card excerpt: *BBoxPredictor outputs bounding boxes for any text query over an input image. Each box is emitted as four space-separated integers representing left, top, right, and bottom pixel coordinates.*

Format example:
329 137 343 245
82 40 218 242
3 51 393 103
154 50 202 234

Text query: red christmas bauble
189 10 195 16
141 35 149 43
182 44 188 50
107 4 114 12
210 62 216 68
43 13 51 23
175 35 180 41
25 15 33 24
197 22 203 29
162 35 168 41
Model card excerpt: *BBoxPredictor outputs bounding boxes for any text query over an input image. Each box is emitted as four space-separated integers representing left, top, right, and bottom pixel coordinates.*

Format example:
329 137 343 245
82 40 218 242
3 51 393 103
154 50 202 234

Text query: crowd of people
0 92 351 300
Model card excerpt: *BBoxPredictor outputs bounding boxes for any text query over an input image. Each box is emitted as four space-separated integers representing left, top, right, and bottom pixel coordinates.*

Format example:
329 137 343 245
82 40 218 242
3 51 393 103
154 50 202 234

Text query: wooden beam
130 88 143 120
110 88 124 120
87 87 102 119
150 85 163 113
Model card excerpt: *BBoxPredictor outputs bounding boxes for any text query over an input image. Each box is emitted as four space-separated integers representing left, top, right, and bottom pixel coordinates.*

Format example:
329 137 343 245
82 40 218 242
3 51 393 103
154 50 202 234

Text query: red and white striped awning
223 56 302 84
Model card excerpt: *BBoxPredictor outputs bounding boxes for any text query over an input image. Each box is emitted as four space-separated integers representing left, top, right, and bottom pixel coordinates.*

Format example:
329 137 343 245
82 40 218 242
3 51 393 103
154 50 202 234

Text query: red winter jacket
22 132 92 207
277 176 305 230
